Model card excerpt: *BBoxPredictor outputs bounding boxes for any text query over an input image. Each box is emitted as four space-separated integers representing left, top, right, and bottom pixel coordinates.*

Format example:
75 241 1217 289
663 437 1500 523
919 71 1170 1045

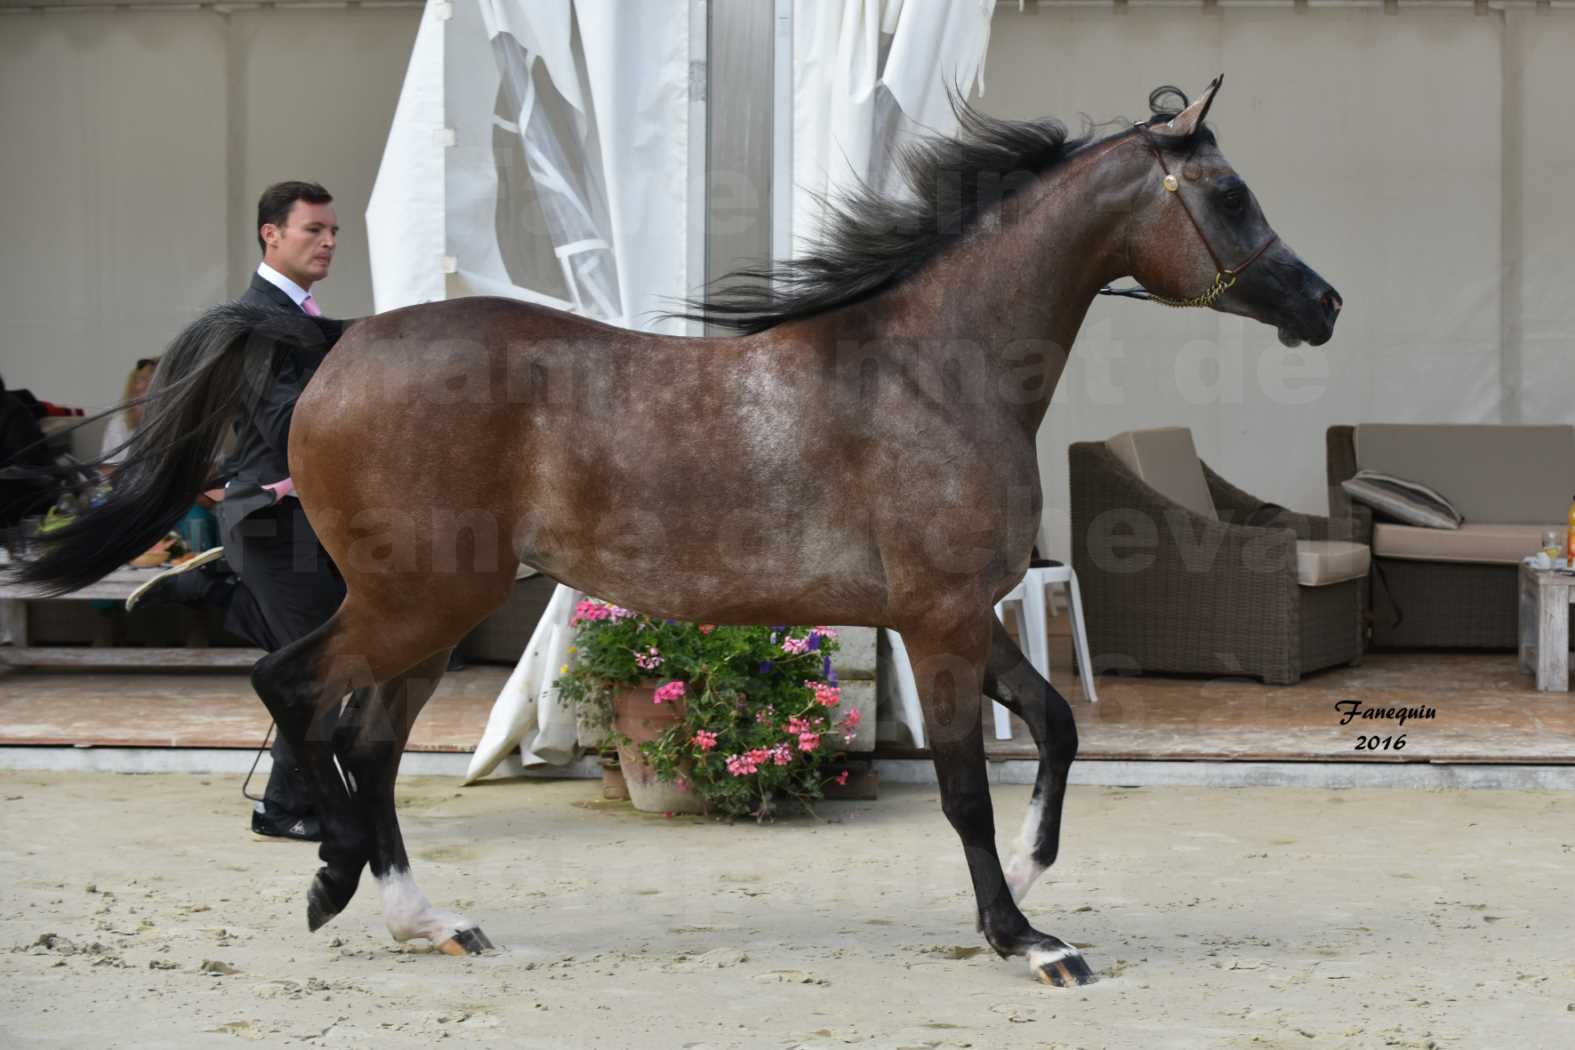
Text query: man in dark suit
127 182 349 841
221 181 348 842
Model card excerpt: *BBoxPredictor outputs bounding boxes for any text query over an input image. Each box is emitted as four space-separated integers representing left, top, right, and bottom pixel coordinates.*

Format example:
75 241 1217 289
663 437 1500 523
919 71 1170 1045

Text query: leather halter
1099 123 1279 309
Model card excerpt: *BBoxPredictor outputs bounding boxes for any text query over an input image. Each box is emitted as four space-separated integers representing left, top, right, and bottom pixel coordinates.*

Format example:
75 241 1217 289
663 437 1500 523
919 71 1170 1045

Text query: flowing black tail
6 301 339 595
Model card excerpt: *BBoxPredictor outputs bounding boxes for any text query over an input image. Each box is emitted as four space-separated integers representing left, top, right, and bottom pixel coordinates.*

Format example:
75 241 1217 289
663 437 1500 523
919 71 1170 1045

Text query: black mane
674 88 1209 335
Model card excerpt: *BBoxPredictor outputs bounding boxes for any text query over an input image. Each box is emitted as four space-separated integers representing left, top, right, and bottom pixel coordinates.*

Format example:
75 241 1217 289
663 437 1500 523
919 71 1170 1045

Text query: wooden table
1519 562 1575 692
0 565 262 670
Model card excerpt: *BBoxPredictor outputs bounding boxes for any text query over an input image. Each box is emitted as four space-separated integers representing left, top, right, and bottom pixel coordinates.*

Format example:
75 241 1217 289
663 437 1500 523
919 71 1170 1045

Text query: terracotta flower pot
599 754 629 801
609 681 704 814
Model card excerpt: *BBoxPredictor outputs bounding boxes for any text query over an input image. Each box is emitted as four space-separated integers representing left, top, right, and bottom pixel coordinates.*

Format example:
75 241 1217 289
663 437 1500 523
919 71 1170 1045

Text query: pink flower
746 748 771 767
770 743 793 766
653 680 686 704
781 635 812 655
838 708 862 741
797 731 821 753
691 729 717 751
634 646 663 671
608 605 635 622
726 752 760 776
785 716 812 736
699 624 717 635
834 770 850 786
813 626 841 640
807 681 841 708
675 777 690 792
571 599 611 625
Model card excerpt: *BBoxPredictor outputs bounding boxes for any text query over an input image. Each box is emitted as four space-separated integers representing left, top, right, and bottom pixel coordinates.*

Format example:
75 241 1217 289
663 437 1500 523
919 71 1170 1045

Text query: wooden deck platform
0 643 1568 765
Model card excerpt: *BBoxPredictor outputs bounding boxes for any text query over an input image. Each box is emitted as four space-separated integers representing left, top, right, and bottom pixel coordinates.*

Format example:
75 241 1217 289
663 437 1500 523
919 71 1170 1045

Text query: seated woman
99 357 158 472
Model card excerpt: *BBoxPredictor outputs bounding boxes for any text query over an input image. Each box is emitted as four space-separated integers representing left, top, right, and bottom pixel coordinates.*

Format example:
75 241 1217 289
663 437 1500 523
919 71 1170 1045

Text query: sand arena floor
1 772 1571 1049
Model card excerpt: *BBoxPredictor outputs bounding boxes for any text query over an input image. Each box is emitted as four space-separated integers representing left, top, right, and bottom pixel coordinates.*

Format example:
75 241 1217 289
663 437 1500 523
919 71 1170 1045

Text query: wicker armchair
1070 433 1367 685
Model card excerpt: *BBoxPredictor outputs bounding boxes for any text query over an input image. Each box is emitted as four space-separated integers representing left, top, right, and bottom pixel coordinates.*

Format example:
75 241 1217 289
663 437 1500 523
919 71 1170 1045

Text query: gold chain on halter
1144 269 1238 309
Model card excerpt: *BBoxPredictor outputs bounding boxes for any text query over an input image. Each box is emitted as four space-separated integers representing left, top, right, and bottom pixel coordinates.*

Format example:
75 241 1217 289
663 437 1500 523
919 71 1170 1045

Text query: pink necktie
301 295 322 317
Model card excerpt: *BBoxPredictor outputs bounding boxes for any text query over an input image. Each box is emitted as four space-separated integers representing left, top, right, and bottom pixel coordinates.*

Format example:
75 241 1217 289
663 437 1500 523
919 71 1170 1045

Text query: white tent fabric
366 0 692 325
365 2 447 310
467 584 583 773
791 0 994 254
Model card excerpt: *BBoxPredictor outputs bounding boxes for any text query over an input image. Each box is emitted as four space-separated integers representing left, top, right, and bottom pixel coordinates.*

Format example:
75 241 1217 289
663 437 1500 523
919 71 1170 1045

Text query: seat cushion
1372 522 1554 565
1106 427 1218 521
1296 540 1371 587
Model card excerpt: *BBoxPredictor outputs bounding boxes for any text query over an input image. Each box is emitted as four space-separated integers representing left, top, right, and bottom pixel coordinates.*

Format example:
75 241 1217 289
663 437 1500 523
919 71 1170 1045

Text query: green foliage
555 600 858 820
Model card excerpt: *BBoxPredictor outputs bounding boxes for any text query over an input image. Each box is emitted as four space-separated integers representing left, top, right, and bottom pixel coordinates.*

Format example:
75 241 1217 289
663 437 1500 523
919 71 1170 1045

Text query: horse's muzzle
1278 269 1341 347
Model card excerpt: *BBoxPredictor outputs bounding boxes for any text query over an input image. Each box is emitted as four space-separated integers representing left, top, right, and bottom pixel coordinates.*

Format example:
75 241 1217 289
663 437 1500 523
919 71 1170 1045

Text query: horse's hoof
306 868 357 933
1029 945 1095 987
437 927 495 956
306 887 337 933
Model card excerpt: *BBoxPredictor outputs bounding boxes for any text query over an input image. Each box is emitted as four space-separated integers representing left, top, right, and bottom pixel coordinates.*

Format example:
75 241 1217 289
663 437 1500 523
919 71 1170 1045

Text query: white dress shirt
256 261 312 310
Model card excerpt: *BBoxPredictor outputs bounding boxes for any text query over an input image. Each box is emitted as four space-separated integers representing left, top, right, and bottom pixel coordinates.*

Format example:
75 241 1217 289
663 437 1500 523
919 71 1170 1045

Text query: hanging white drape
366 0 692 326
791 0 994 253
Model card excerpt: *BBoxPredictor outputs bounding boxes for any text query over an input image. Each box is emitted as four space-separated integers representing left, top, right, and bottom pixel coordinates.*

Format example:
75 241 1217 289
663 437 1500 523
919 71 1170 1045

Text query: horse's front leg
903 611 1094 987
339 650 494 954
981 617 1079 905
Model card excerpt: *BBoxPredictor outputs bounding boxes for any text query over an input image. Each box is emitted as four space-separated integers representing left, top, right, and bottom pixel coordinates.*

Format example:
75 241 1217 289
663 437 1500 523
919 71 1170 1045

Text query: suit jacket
215 273 332 534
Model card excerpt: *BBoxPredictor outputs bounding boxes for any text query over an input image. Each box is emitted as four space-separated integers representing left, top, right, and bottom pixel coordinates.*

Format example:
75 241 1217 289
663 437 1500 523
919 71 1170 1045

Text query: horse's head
1123 77 1341 347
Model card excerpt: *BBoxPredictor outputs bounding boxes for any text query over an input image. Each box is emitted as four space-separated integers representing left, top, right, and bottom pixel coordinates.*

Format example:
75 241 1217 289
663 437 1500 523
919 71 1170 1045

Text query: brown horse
13 78 1338 985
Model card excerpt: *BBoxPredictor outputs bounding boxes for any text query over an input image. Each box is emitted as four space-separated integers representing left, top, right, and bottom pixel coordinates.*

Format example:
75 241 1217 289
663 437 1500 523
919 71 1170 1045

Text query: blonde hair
121 357 159 432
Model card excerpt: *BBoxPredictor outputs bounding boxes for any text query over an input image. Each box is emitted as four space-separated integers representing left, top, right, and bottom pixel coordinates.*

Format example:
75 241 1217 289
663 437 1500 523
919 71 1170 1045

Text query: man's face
261 200 338 289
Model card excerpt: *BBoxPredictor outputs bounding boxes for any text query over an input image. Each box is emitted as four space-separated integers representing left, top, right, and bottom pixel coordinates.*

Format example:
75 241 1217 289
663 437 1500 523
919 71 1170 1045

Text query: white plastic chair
882 559 1099 750
991 562 1099 739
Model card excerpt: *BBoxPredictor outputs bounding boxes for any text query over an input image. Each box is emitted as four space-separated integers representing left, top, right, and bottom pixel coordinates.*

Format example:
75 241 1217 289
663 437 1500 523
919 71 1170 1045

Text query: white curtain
366 0 692 326
791 0 994 253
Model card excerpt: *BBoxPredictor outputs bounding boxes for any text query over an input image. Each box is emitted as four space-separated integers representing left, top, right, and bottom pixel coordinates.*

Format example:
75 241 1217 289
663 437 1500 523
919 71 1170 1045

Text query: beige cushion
1106 427 1218 521
1354 424 1575 526
1296 540 1371 586
1372 522 1556 565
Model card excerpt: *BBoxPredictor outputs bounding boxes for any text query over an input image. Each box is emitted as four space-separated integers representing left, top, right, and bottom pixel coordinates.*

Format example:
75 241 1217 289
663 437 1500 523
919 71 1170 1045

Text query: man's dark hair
256 181 333 253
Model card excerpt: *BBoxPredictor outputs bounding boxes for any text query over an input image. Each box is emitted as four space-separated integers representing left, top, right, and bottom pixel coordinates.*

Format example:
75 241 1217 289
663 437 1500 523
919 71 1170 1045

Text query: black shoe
250 808 321 842
125 546 229 612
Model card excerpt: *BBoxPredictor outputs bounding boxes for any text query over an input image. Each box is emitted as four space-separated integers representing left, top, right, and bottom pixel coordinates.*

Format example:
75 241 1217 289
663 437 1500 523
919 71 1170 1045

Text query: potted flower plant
555 598 860 820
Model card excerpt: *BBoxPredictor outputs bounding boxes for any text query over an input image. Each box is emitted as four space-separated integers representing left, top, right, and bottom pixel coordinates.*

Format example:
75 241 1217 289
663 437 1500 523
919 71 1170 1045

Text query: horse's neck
872 164 1130 431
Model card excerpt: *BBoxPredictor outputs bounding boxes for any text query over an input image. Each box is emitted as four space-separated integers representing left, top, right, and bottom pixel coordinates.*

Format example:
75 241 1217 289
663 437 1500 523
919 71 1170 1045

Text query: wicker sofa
1327 423 1575 650
1070 428 1370 685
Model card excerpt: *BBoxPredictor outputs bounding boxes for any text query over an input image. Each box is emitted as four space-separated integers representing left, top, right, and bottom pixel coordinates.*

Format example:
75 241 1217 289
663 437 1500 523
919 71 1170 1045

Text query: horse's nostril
1321 290 1343 313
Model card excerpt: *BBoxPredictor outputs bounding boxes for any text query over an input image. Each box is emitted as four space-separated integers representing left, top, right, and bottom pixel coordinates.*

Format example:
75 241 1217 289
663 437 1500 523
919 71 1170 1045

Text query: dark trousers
222 500 345 818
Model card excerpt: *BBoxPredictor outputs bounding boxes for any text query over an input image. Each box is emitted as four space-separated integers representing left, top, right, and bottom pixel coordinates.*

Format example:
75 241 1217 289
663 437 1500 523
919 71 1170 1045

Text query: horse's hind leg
981 617 1079 904
250 614 379 932
337 649 494 954
903 610 1093 987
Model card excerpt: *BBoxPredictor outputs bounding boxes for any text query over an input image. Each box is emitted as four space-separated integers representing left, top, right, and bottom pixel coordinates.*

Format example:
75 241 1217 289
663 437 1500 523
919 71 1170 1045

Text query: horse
11 77 1339 985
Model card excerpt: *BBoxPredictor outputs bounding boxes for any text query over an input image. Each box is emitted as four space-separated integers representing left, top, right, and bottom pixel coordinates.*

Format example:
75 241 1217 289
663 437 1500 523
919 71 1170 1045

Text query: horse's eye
1220 189 1247 215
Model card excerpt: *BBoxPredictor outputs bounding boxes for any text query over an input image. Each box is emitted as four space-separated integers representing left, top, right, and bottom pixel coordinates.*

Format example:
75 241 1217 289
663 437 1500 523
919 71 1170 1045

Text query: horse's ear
1150 75 1222 142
